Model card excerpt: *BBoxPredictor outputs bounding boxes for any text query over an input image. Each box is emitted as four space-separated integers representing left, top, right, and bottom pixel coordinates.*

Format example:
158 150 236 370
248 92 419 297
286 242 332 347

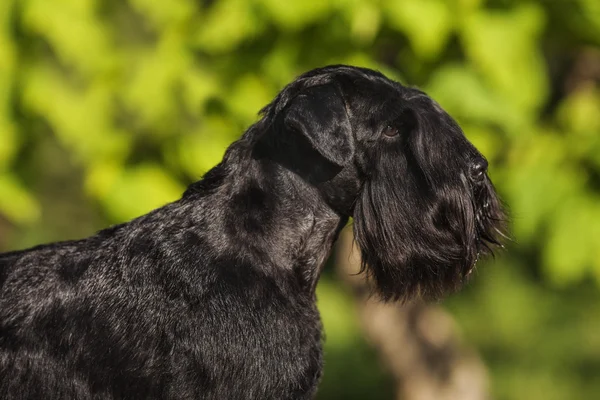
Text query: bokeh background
1 0 600 399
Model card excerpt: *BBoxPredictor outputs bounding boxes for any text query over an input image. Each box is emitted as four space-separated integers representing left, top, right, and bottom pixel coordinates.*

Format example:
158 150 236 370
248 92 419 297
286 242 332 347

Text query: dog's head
257 65 506 301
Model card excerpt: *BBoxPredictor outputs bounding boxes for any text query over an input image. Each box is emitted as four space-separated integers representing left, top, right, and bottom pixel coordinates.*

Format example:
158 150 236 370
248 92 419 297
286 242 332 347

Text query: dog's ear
283 84 353 167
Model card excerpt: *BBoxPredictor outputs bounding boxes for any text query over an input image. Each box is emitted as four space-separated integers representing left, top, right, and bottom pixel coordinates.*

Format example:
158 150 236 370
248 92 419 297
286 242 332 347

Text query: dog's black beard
353 139 506 302
472 177 506 259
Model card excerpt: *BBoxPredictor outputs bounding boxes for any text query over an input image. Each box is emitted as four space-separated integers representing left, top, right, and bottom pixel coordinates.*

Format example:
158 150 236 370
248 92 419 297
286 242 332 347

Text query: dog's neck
184 151 347 294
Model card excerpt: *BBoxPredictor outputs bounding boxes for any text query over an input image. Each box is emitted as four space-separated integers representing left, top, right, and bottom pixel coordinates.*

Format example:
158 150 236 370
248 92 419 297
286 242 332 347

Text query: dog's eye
383 125 399 138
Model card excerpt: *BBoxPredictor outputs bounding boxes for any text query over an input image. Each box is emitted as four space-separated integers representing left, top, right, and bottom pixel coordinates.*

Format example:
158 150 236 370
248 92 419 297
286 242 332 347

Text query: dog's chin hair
474 178 509 256
353 176 506 303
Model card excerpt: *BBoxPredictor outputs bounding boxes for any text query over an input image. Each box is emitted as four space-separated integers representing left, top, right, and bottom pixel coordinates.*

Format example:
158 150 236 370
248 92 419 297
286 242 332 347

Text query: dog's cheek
351 184 420 301
476 179 508 253
433 188 477 250
352 157 474 301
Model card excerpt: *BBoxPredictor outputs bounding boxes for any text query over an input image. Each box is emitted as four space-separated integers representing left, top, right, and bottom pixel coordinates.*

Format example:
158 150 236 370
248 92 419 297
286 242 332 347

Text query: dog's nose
470 158 488 180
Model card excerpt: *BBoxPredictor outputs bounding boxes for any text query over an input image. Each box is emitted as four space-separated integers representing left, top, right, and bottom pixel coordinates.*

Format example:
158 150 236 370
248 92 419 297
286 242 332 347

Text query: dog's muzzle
469 157 488 182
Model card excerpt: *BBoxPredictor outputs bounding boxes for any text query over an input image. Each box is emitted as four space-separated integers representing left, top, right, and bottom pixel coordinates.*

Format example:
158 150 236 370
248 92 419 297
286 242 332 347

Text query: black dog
0 65 505 399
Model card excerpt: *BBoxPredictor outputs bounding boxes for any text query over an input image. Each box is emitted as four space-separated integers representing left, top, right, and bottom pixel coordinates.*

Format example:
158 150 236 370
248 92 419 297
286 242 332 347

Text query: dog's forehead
290 66 452 126
340 78 402 111
343 78 421 119
348 75 434 109
295 66 417 107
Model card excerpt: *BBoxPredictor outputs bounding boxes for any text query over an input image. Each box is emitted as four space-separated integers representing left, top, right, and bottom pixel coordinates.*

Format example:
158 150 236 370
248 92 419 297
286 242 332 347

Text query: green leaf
123 30 191 133
177 116 238 177
194 0 262 53
426 64 521 131
261 42 300 88
21 0 115 77
333 54 404 84
544 196 599 286
557 85 600 137
578 0 600 44
556 86 600 172
129 0 196 31
460 124 504 163
181 67 221 116
84 161 122 199
316 277 361 349
503 133 583 242
346 1 381 44
591 213 600 285
0 118 17 169
0 173 40 224
23 65 130 163
0 0 17 169
384 0 453 60
0 0 16 27
451 0 483 13
225 74 275 125
101 164 185 222
460 4 548 113
258 0 334 31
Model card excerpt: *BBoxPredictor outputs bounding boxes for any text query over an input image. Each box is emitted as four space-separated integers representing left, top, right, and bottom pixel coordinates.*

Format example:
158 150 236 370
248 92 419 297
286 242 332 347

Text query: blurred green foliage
1 0 600 398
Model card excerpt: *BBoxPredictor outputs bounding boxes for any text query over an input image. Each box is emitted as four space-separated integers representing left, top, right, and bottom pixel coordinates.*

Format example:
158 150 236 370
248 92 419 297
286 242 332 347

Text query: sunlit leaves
181 67 220 116
544 196 600 286
122 30 191 132
347 1 381 44
446 260 599 400
558 85 600 137
460 4 548 116
503 133 583 243
0 0 32 224
226 74 275 124
100 163 184 221
427 65 517 129
0 174 40 224
578 0 600 44
258 0 334 31
451 0 483 13
0 24 16 169
261 41 300 87
129 0 196 31
194 0 262 53
460 125 504 164
23 65 130 163
85 160 121 200
384 0 453 60
177 116 238 177
0 120 16 170
316 278 362 348
21 0 115 77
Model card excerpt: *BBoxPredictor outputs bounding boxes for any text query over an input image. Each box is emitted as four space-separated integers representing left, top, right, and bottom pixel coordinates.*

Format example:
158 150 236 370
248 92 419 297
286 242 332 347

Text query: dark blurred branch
334 228 490 400
564 47 600 93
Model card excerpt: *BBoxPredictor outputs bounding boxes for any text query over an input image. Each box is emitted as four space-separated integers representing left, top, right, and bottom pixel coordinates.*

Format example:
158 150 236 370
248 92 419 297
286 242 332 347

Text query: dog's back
0 199 323 400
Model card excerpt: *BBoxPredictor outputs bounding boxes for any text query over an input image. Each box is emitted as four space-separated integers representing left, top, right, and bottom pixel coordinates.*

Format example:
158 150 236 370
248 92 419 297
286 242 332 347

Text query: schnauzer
0 65 505 399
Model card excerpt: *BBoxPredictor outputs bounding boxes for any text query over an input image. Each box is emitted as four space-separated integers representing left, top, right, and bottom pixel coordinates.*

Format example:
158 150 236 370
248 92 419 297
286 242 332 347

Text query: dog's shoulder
0 240 83 288
0 221 132 294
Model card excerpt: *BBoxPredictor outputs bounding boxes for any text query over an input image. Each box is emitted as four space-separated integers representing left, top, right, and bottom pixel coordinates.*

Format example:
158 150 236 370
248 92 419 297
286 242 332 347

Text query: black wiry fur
0 65 506 399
